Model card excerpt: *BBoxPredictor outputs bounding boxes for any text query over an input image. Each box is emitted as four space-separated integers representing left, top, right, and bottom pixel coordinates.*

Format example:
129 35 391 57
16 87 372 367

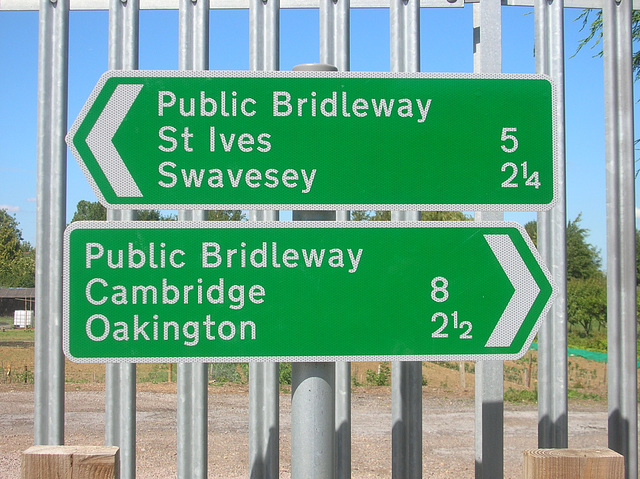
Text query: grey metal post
292 362 336 479
472 1 504 477
34 0 69 447
603 1 638 477
248 1 280 477
389 1 421 477
289 63 337 479
534 0 568 449
104 3 139 478
319 2 351 478
177 1 210 478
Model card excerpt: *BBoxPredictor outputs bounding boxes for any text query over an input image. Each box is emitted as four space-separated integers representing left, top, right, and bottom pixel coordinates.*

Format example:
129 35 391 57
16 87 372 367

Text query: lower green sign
63 221 555 363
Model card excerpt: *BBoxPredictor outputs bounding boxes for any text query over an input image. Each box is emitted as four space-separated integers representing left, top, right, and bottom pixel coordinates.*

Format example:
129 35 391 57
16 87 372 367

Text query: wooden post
523 449 624 479
21 445 120 479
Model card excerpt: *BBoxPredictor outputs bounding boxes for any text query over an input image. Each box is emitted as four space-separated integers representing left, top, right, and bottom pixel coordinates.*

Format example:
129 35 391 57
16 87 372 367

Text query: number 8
431 277 449 303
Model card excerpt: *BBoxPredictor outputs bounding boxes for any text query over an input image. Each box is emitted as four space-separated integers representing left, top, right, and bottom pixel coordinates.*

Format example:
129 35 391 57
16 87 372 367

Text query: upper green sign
66 71 557 211
63 221 555 363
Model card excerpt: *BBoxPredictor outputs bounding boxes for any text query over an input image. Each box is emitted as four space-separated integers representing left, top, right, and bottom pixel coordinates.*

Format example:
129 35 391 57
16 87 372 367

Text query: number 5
501 127 518 153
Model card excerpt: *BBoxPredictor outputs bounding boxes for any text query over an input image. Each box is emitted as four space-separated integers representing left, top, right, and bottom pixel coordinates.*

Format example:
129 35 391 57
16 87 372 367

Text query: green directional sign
66 71 557 211
63 221 555 363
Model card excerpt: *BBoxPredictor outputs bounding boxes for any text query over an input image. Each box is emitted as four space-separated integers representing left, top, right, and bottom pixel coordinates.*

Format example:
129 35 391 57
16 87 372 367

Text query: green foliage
567 389 606 402
71 200 106 221
567 330 607 352
137 210 177 221
524 220 537 247
208 210 246 221
138 364 170 383
566 214 602 279
350 210 371 221
575 10 640 82
637 229 640 284
567 276 607 335
209 363 243 384
504 387 538 404
368 211 471 221
279 363 292 385
524 214 602 280
70 200 177 222
0 209 35 287
365 362 391 386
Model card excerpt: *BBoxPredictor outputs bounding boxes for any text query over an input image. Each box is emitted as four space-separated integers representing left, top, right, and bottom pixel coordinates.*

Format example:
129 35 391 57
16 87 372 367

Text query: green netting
529 343 640 368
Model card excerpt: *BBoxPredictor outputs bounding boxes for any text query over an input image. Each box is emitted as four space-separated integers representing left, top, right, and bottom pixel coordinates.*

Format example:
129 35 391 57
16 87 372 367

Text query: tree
567 275 607 335
566 214 602 279
208 210 245 221
351 210 372 221
524 214 606 336
524 220 537 247
523 214 602 280
369 211 472 221
70 200 179 222
0 209 35 287
71 200 106 221
575 10 640 81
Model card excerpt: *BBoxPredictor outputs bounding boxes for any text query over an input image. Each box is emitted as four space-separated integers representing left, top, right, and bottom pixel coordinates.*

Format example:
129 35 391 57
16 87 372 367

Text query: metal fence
1 0 637 477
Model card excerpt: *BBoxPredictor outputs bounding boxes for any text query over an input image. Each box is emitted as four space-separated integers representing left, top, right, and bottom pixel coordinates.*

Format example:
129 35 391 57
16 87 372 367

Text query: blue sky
0 5 637 262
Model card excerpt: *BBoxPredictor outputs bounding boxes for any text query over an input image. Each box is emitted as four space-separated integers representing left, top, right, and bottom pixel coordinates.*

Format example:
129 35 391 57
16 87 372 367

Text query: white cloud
637 207 640 219
0 204 20 212
26 197 36 203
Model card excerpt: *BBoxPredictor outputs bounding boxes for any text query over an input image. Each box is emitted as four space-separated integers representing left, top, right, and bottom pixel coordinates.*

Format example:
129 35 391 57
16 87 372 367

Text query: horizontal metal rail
4 0 637 11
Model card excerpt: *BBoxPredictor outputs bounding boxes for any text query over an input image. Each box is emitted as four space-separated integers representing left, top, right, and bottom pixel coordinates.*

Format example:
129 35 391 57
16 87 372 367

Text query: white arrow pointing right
484 234 540 348
85 83 144 198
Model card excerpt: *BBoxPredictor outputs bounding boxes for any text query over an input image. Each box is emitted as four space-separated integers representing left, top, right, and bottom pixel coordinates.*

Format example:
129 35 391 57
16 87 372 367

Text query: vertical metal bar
389 1 421 478
473 359 503 478
34 0 68 447
603 0 638 477
177 1 210 478
391 360 422 479
249 362 280 479
104 3 139 478
320 0 349 71
534 0 568 449
334 361 351 479
472 2 503 477
319 3 351 478
250 0 279 72
105 361 136 477
290 63 338 479
248 1 280 478
291 362 336 479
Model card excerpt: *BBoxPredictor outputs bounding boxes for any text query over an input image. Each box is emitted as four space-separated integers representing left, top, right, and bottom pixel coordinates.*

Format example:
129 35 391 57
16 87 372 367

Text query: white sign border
66 70 559 212
63 220 556 364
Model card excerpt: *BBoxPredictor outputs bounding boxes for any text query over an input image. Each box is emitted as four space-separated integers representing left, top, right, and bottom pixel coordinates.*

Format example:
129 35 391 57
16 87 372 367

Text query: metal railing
3 0 636 477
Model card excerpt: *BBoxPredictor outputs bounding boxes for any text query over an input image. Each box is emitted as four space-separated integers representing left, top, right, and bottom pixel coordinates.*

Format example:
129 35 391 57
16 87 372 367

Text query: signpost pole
290 63 337 479
176 2 209 478
319 3 352 477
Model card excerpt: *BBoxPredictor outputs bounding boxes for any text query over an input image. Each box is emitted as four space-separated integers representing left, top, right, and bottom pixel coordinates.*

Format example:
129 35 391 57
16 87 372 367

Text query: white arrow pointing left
85 84 144 198
484 234 540 348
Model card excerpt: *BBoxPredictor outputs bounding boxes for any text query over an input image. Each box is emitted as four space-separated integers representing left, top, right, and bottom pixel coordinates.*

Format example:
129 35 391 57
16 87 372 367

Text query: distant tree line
0 209 35 287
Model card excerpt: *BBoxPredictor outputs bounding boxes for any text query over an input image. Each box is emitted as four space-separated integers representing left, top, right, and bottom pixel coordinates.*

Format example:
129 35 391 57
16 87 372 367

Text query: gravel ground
0 382 617 478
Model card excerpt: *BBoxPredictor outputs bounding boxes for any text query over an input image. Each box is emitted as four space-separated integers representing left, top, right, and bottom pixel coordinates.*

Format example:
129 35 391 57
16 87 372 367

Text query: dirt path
0 383 613 478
